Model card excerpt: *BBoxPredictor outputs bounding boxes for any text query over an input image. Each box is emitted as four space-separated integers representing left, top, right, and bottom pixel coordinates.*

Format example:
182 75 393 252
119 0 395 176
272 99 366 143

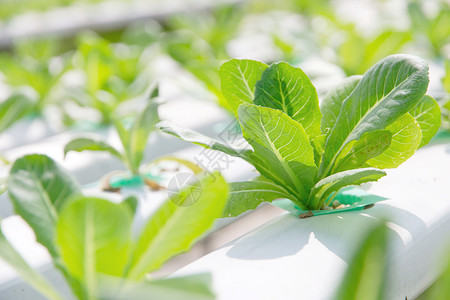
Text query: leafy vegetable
318 55 429 179
224 180 295 217
64 32 151 125
253 62 322 137
366 114 421 169
64 90 160 175
219 59 268 116
320 75 361 135
409 96 441 147
56 197 133 298
0 38 69 129
8 154 81 258
159 54 440 214
238 104 317 200
125 172 228 279
3 154 227 299
0 39 68 112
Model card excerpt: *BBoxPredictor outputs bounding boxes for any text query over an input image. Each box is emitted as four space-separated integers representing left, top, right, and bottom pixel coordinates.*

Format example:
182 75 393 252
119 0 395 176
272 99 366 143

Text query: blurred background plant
60 31 153 126
335 220 450 300
1 0 449 127
441 59 450 131
0 38 70 126
162 4 245 111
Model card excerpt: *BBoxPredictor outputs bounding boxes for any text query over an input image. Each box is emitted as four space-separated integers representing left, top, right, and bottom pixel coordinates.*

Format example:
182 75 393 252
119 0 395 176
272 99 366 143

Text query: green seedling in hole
1 154 226 300
64 85 159 177
158 54 441 216
64 87 202 189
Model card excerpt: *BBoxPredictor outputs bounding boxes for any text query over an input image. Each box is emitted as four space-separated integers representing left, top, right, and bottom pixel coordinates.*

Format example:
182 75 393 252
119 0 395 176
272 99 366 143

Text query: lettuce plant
158 54 441 216
1 154 227 299
64 89 200 190
0 38 69 118
64 32 150 125
64 88 160 177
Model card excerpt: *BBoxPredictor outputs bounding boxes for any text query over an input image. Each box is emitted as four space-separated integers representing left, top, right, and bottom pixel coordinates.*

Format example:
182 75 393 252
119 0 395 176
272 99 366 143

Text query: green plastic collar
109 172 162 189
272 187 388 218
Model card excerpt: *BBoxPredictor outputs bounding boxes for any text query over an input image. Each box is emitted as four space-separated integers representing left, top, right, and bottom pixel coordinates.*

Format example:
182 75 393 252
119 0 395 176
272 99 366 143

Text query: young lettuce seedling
1 154 226 299
64 87 161 185
0 38 69 120
64 32 150 125
158 54 441 216
64 87 202 191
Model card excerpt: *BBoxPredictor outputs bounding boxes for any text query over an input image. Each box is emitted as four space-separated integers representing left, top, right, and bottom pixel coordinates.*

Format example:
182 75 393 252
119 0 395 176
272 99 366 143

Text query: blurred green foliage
65 31 150 125
336 221 450 300
163 5 244 110
334 222 388 300
0 0 448 129
0 38 70 112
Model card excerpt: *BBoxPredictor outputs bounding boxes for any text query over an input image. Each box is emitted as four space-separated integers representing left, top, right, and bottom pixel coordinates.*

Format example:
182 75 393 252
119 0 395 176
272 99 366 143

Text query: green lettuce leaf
219 59 268 116
125 172 228 279
409 95 441 148
308 168 386 209
367 113 421 169
223 180 297 217
319 54 429 179
8 154 81 258
254 62 322 137
320 75 362 134
238 104 317 202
